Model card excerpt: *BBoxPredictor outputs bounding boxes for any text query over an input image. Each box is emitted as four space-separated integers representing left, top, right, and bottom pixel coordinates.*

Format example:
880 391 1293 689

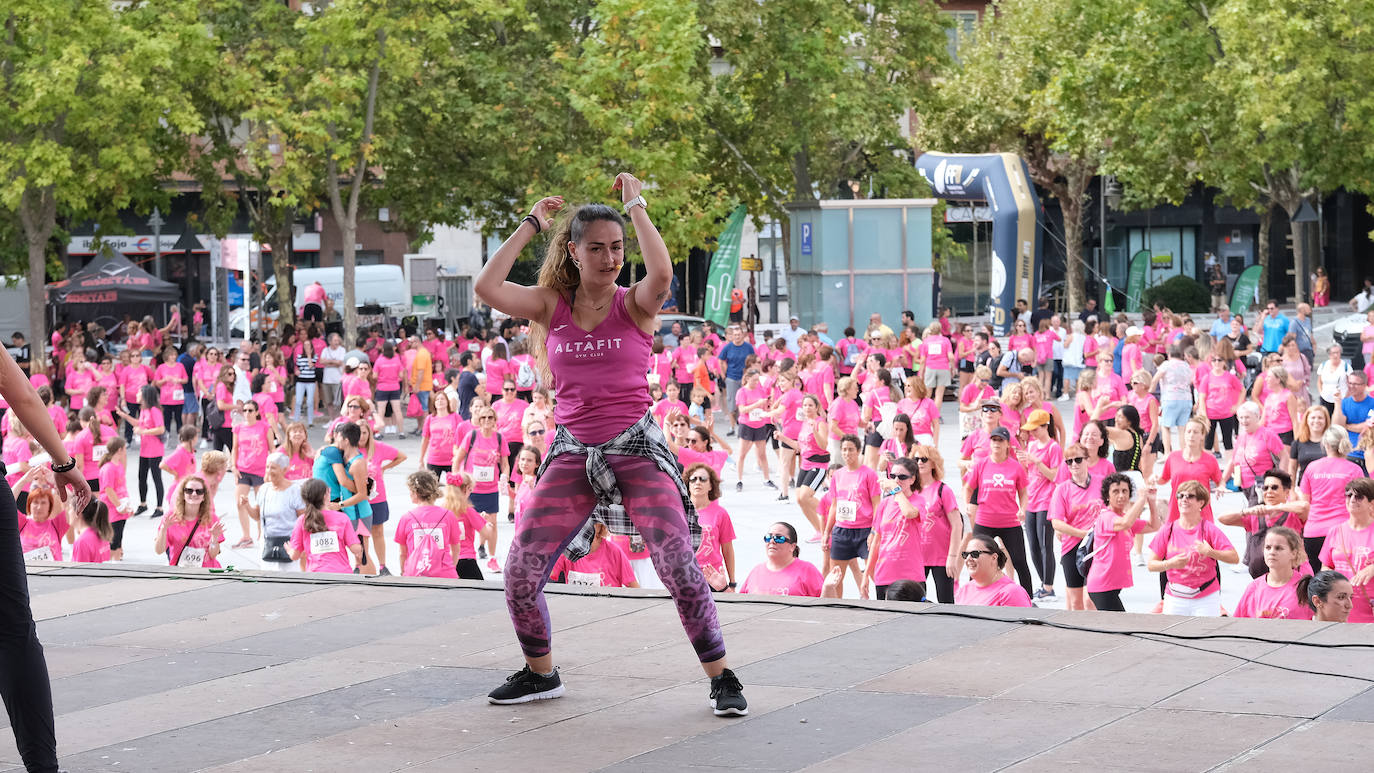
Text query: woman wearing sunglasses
1317 477 1374 623
1297 427 1365 573
910 445 961 603
1017 409 1063 602
965 425 1033 598
861 457 925 601
685 463 736 592
154 475 225 569
731 522 822 598
1146 480 1239 616
1050 443 1106 611
231 400 277 550
953 534 1032 607
958 399 1022 476
1084 473 1161 612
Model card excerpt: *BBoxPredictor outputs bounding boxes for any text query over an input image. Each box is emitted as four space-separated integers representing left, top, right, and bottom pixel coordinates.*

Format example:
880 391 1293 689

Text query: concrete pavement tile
1158 662 1370 718
36 580 312 646
41 643 169 680
1323 686 1374 723
737 613 1013 691
458 604 706 672
1006 708 1298 772
1043 609 1190 633
1000 639 1238 708
31 577 228 621
23 573 112 595
858 625 1127 698
800 699 1135 771
92 584 429 651
1220 719 1374 768
196 674 682 772
400 683 821 773
196 591 499 657
602 690 975 773
56 666 492 773
1147 615 1300 659
47 651 289 717
49 655 411 754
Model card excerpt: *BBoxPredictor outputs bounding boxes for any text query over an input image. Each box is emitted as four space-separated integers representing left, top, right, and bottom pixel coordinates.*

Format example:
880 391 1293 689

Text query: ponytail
299 478 329 534
81 499 114 543
100 437 126 466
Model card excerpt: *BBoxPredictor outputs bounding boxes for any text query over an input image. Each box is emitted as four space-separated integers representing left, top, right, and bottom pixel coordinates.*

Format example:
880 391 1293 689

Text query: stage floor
8 564 1374 772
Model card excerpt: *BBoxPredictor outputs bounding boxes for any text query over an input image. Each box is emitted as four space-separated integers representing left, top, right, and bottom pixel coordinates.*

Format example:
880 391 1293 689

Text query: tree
698 0 952 261
0 1 209 368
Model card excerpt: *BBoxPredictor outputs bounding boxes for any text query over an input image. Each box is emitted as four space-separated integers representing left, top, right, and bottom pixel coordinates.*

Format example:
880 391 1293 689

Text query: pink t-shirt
287 451 314 481
1008 333 1034 354
449 505 490 560
955 574 1032 607
799 418 828 468
919 481 959 567
960 382 994 406
1300 457 1366 538
457 430 504 494
896 397 938 436
3 436 31 489
1085 508 1147 594
494 397 529 446
138 408 165 458
670 346 699 384
1034 330 1059 364
483 358 516 396
919 336 953 371
1160 451 1223 522
17 512 68 561
1232 428 1284 488
289 510 361 574
394 504 462 578
366 442 399 504
547 287 652 445
1022 438 1064 512
960 427 1022 466
1149 519 1234 599
1049 474 1104 556
652 398 690 426
871 494 926 585
1233 572 1314 620
1127 392 1158 434
373 356 403 391
65 369 92 411
677 447 729 476
214 383 234 428
233 421 272 477
98 461 129 524
163 446 197 481
1262 390 1294 434
829 465 881 529
71 526 110 563
1320 521 1374 624
118 364 151 405
422 414 463 467
737 386 771 429
694 501 737 575
155 363 187 406
739 559 824 597
1201 371 1243 419
648 351 673 386
830 398 861 436
969 457 1028 528
164 514 225 568
551 538 637 588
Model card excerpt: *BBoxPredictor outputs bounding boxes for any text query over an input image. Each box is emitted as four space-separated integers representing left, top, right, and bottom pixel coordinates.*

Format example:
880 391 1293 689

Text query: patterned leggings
504 453 726 664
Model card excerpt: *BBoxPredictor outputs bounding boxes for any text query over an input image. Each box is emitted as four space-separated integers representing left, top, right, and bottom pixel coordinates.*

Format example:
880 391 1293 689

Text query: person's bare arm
473 197 563 324
0 347 89 510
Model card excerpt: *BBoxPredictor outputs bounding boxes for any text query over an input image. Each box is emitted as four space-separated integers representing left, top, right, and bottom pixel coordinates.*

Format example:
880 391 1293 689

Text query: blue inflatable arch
916 152 1042 336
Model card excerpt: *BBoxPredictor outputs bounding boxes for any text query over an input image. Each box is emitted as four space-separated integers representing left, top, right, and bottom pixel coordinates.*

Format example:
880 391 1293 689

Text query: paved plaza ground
7 563 1374 772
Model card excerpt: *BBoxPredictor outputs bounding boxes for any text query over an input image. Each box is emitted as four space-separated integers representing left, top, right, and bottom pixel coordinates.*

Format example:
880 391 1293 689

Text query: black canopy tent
47 253 181 334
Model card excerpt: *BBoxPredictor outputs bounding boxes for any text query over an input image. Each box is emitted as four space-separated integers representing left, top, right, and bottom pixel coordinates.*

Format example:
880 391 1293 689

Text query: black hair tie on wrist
523 214 542 234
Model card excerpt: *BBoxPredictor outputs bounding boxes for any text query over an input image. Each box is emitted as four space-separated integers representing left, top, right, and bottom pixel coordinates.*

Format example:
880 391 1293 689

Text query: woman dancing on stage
474 173 747 716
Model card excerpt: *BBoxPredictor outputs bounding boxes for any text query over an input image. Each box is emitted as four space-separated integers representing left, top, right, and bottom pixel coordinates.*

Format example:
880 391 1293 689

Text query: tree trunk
1063 194 1086 316
18 186 55 373
341 218 357 337
268 229 295 331
1283 206 1307 306
1256 203 1272 306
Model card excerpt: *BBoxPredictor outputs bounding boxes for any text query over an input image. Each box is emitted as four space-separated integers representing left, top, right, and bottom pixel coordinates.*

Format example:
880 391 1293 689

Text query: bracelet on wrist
522 214 542 234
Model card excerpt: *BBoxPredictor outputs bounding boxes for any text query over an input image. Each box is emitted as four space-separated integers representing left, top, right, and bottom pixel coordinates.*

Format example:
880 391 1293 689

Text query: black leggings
162 405 183 437
923 565 955 603
1206 414 1238 452
1304 535 1326 575
138 456 164 507
111 520 127 552
123 401 140 443
1024 511 1056 588
1088 589 1125 612
0 476 58 772
972 524 1033 597
213 426 233 452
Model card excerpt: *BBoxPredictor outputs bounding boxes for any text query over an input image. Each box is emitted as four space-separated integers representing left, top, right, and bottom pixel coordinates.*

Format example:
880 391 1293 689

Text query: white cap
266 452 289 469
345 356 361 369
1126 326 1142 338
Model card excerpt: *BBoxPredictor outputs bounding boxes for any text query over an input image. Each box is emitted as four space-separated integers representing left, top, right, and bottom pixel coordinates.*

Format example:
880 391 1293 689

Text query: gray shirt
256 482 305 538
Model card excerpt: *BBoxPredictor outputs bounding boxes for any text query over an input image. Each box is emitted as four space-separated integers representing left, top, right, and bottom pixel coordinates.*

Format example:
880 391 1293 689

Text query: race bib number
177 546 206 568
795 408 806 422
172 388 185 402
929 343 942 356
749 409 767 423
837 500 858 522
23 546 53 563
474 465 495 483
468 343 480 352
92 445 107 460
310 531 340 555
567 570 602 587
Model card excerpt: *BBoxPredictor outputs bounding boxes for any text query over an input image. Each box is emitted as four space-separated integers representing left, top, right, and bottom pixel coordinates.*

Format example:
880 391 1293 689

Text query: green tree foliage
0 1 210 366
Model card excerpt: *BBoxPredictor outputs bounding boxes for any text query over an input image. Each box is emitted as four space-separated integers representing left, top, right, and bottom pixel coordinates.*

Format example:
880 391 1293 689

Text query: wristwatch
623 195 647 215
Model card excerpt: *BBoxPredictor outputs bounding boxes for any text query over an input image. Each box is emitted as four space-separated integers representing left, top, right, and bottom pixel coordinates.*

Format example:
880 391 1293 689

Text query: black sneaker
378 566 392 577
735 481 743 492
134 504 148 516
488 665 565 704
479 545 488 560
709 668 748 716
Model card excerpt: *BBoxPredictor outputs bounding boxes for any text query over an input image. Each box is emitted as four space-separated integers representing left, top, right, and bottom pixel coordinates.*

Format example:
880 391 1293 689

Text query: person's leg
237 483 253 542
994 525 1033 597
924 566 954 603
150 457 164 510
124 401 138 443
874 584 888 601
503 455 600 671
1088 590 1125 612
796 486 822 533
1304 536 1325 575
614 455 728 672
1034 512 1056 590
137 456 151 508
735 439 750 484
1220 415 1237 451
1024 514 1047 589
753 438 771 483
0 480 59 772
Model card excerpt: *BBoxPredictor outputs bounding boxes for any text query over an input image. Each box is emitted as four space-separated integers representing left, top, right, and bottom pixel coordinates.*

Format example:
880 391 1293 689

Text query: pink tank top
548 286 652 444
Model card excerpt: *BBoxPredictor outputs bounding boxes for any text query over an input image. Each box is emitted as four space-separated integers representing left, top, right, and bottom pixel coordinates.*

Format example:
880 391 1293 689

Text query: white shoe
1058 394 1071 402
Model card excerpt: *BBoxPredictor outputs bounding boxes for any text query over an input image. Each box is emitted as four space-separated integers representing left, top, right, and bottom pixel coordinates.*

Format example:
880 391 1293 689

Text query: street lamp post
148 207 165 279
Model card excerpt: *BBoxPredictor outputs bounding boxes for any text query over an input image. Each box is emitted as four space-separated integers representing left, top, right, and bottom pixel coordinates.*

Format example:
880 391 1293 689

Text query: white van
230 265 411 336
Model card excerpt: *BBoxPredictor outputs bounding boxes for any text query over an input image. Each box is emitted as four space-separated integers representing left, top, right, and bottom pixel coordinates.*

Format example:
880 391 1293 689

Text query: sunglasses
688 475 711 484
1177 492 1200 501
763 534 791 544
914 457 930 464
504 387 516 392
888 473 912 480
961 550 995 559
981 405 1001 413
528 429 546 436
1261 484 1283 492
1065 457 1086 465
184 487 205 496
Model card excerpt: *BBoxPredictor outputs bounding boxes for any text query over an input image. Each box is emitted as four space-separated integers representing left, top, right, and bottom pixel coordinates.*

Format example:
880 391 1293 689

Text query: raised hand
529 196 564 230
611 172 642 205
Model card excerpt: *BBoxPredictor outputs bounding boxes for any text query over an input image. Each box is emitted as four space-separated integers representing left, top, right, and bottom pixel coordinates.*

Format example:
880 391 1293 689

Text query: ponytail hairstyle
79 498 114 543
442 471 474 516
299 478 330 534
99 437 127 466
528 204 627 386
80 406 100 437
1297 569 1349 614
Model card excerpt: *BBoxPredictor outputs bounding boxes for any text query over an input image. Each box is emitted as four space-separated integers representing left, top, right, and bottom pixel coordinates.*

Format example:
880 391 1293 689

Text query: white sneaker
1058 394 1071 402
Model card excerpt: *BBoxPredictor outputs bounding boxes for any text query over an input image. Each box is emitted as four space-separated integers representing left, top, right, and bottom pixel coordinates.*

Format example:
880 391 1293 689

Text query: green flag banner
1125 249 1151 312
1230 264 1262 316
703 205 747 327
